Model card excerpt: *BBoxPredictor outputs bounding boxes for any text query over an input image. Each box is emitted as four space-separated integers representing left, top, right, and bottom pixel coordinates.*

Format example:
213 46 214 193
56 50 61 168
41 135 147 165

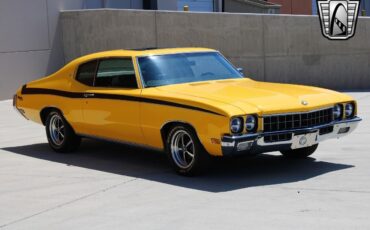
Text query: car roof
71 47 217 65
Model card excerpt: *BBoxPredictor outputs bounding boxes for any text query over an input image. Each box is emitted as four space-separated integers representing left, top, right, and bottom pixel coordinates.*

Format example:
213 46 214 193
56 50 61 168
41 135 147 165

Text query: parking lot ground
0 92 369 230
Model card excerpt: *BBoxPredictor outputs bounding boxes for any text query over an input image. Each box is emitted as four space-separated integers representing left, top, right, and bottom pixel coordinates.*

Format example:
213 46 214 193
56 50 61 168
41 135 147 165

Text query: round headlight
333 104 342 120
230 117 243 134
246 115 256 132
345 103 354 118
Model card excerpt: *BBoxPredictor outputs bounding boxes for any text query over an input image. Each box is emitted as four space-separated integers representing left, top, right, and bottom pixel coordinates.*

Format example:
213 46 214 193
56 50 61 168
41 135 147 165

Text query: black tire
45 110 81 153
280 144 318 158
165 125 210 176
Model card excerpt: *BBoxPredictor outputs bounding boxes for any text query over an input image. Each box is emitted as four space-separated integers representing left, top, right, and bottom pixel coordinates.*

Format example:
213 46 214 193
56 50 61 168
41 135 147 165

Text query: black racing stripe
139 97 223 115
21 86 224 116
22 87 83 98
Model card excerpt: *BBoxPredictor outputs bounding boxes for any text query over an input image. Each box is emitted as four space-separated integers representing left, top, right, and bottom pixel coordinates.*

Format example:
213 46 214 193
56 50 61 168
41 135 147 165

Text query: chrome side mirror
236 67 244 76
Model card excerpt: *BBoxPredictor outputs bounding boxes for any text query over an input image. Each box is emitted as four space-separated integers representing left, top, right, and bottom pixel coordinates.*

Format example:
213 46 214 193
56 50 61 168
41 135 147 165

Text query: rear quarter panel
15 63 86 133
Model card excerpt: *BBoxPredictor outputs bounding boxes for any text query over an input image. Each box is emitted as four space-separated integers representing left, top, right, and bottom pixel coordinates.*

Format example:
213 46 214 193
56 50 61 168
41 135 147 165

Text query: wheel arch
160 121 202 149
40 107 64 126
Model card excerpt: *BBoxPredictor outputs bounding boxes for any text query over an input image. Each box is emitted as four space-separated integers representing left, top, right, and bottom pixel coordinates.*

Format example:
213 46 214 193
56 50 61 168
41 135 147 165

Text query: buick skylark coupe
14 48 361 176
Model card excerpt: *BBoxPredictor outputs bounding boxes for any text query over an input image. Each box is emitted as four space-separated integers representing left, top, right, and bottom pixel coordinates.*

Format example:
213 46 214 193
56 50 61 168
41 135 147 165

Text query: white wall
0 0 85 100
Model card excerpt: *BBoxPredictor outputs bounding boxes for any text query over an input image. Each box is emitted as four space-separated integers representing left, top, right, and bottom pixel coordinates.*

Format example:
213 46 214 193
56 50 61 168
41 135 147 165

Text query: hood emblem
301 100 308 106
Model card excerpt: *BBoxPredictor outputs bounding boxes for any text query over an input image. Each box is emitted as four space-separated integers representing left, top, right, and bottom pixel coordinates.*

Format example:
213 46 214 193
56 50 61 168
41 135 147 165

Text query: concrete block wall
61 9 370 90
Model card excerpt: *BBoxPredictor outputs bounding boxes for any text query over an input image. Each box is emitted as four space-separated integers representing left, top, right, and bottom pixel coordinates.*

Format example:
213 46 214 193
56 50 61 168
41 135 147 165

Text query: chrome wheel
49 114 65 146
170 130 195 169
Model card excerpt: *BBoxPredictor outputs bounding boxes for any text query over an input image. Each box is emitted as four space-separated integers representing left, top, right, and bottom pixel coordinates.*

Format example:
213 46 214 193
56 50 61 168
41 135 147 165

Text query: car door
71 59 98 134
81 57 144 144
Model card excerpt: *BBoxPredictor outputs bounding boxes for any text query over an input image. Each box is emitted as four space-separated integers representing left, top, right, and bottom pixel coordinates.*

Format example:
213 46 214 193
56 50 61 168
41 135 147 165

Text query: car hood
156 78 353 115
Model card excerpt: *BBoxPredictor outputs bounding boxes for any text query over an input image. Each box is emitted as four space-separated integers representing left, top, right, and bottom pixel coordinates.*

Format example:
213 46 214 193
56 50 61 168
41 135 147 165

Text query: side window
95 58 137 88
76 60 98 86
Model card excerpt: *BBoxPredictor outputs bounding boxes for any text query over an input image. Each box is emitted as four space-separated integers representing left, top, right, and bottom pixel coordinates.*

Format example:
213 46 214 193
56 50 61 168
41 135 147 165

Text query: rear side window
76 60 98 86
95 58 137 88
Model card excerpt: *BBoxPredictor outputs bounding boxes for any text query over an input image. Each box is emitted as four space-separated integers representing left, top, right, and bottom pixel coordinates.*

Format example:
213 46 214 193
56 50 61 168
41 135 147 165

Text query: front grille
263 108 333 132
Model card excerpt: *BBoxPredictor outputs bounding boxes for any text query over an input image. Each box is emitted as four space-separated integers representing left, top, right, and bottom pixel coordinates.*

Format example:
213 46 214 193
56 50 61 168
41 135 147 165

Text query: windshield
137 52 243 87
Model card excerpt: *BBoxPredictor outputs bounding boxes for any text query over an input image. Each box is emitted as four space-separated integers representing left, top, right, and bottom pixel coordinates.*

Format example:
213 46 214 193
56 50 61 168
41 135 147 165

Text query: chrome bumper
221 117 361 156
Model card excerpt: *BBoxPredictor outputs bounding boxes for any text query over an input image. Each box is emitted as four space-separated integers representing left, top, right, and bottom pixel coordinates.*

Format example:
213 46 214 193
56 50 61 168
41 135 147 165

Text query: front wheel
45 110 81 153
166 125 210 176
280 144 318 158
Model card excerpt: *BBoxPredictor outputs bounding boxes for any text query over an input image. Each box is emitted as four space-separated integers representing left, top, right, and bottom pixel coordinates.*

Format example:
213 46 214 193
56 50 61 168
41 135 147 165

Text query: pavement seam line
0 178 139 229
279 186 370 194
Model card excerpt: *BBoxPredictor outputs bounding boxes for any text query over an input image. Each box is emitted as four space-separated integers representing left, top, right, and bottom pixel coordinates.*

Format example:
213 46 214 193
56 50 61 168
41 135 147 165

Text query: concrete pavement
0 92 369 229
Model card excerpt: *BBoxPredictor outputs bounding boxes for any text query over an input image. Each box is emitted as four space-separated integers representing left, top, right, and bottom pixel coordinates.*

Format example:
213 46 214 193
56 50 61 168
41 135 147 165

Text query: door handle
84 93 95 98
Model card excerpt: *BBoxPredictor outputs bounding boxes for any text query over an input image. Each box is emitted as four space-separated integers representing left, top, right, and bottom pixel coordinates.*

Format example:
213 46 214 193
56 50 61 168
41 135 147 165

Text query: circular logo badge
301 100 308 106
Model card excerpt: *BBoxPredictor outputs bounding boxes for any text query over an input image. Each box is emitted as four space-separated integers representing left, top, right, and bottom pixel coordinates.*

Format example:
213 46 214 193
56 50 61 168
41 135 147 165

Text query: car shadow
2 139 353 192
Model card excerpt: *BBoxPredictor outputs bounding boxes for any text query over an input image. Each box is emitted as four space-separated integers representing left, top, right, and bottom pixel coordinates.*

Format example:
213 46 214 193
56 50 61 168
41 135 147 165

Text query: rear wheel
45 110 81 153
280 144 318 158
166 125 210 176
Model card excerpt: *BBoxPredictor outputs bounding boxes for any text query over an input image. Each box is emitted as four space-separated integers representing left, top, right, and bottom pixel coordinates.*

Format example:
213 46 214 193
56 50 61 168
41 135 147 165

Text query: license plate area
291 131 319 149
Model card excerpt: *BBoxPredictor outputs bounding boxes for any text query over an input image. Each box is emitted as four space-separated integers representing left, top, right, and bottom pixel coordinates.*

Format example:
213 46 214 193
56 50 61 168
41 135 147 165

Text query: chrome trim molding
256 137 292 146
261 106 333 117
222 117 361 148
136 51 243 89
135 51 218 59
77 133 163 152
221 141 235 147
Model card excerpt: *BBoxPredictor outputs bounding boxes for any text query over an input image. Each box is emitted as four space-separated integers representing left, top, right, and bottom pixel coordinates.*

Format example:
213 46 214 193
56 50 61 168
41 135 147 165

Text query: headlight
345 103 354 118
246 115 257 132
333 104 343 120
230 117 243 134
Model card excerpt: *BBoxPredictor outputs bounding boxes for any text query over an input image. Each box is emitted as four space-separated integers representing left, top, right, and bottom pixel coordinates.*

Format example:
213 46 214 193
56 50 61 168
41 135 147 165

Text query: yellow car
14 47 361 175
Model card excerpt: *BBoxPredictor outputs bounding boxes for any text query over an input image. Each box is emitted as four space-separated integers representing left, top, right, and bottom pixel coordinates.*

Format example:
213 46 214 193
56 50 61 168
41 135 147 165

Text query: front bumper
221 117 361 156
